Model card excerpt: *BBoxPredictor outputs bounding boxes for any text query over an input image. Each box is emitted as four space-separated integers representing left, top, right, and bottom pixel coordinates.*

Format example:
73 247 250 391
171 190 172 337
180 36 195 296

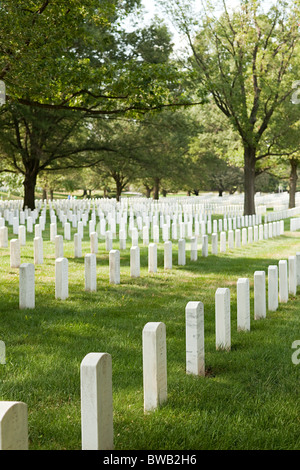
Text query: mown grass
0 215 300 450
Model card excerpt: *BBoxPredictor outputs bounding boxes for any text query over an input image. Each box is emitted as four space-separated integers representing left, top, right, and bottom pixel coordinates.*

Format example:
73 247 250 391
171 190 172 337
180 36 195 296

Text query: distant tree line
0 1 299 212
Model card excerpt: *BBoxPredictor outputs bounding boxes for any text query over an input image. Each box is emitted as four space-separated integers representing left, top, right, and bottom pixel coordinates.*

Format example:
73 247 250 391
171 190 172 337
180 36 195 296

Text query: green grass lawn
0 216 300 450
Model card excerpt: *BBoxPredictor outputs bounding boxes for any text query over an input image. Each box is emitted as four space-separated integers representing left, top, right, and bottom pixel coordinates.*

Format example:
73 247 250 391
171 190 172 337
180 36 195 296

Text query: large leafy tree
0 1 187 114
186 100 243 196
89 106 197 201
89 118 138 201
133 108 197 199
0 1 146 109
0 104 116 208
0 3 186 208
160 0 300 214
256 94 300 208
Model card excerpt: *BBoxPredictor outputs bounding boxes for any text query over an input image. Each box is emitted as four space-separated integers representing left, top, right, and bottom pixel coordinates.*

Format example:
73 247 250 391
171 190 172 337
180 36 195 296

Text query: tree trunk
153 177 160 200
145 185 152 198
23 173 37 210
116 182 122 202
42 188 47 201
218 189 223 197
289 158 298 209
162 189 167 197
243 146 256 215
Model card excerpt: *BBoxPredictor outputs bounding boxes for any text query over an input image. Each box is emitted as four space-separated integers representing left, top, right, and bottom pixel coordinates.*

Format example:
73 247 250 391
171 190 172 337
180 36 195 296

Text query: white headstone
119 229 126 250
185 301 205 376
207 220 212 234
235 229 241 248
27 216 33 233
109 250 120 285
55 257 68 300
202 235 208 257
228 230 234 250
80 353 113 450
279 260 288 303
143 226 149 246
10 239 20 268
34 237 43 265
99 218 106 236
280 220 284 235
242 228 247 245
0 226 8 248
211 233 218 255
39 215 45 231
74 233 82 258
190 236 198 261
179 222 185 239
248 226 253 244
19 263 35 309
50 222 57 242
178 239 186 266
130 246 140 278
215 288 231 350
153 225 159 244
164 241 172 269
254 271 266 319
90 232 98 254
296 252 300 286
148 243 157 273
64 222 71 240
34 224 41 238
0 401 28 450
237 278 250 331
105 231 113 251
78 220 84 239
162 224 169 242
268 223 272 238
55 235 64 259
171 222 178 240
142 322 167 412
89 219 95 237
268 265 278 311
220 232 226 253
18 225 26 246
288 255 297 296
85 253 97 292
12 216 18 235
131 227 139 246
